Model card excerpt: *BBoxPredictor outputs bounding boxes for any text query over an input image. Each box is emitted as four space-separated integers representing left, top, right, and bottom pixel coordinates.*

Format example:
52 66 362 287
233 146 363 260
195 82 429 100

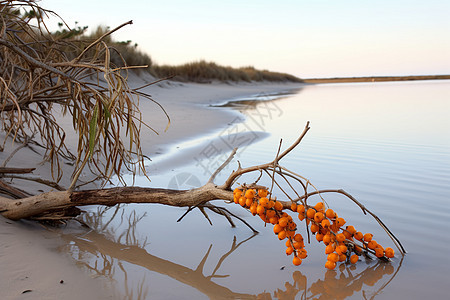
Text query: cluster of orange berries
233 187 307 266
233 186 395 270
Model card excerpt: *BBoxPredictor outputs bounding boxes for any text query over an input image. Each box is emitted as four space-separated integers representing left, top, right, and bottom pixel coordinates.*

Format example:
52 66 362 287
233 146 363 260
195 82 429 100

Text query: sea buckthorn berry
363 233 373 242
245 198 253 207
375 247 384 258
259 197 269 207
234 196 239 204
350 254 359 264
336 233 345 243
323 234 333 245
336 244 348 255
256 205 265 215
245 189 255 199
297 204 305 213
327 253 339 263
266 209 276 218
298 212 305 221
325 260 336 270
385 247 395 258
273 224 283 234
314 212 324 223
274 201 283 211
293 256 302 266
233 188 242 194
321 219 331 228
290 202 297 212
258 189 268 197
297 248 308 259
278 217 289 227
343 230 352 239
314 202 324 212
239 197 246 207
316 233 324 242
368 240 378 250
310 223 320 233
325 208 335 219
249 203 258 215
346 225 356 234
294 234 304 242
269 216 278 225
286 247 294 256
293 241 304 249
286 230 295 238
354 231 363 241
267 200 275 209
336 217 346 227
306 208 316 219
325 244 335 254
278 230 287 240
339 254 347 262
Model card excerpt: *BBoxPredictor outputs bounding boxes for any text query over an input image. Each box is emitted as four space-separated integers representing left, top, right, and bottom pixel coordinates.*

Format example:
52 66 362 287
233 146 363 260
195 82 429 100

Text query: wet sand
0 77 302 299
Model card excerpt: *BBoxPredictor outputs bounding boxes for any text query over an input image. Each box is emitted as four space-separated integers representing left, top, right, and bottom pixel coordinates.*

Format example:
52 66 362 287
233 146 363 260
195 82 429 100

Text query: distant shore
302 74 450 84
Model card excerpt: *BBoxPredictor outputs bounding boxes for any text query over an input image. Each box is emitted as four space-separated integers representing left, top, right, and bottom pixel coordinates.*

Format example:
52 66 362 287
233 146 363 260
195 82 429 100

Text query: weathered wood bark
0 183 234 220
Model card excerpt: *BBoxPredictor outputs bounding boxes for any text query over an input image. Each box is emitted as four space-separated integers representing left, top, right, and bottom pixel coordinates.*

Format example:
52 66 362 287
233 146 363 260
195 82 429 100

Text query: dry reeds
0 0 168 188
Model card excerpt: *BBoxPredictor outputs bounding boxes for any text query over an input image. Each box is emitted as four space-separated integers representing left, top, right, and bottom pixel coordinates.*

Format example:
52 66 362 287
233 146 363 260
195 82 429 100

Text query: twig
208 148 237 184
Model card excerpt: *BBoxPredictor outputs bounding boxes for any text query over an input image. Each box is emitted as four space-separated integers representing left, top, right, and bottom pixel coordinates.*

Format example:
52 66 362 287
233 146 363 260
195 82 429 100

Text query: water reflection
59 205 403 299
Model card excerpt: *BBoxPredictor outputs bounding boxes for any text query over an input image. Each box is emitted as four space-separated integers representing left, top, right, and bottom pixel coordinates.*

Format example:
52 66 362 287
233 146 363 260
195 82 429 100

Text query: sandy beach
0 77 302 299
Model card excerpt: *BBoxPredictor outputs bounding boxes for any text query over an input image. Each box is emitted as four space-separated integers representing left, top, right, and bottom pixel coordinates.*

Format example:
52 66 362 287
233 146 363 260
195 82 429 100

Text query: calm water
64 80 450 299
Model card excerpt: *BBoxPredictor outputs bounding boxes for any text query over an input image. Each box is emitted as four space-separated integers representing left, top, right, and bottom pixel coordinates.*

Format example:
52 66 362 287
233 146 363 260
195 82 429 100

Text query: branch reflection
60 206 402 299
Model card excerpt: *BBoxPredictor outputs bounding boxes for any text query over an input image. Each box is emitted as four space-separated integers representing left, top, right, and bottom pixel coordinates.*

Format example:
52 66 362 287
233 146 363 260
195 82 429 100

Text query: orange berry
278 217 289 227
368 240 378 250
274 201 283 211
259 197 269 207
234 196 239 204
258 189 268 197
278 230 287 240
290 202 297 212
286 230 295 238
346 225 356 234
325 208 335 219
350 254 359 264
245 189 255 199
354 231 363 241
266 200 275 209
245 197 253 207
293 256 302 266
314 212 324 223
336 244 348 255
316 233 324 242
321 219 331 228
293 241 304 249
273 224 283 234
285 239 292 247
385 247 395 258
298 212 305 221
233 188 242 194
325 260 336 270
323 234 333 245
297 204 305 213
336 233 346 243
297 248 308 259
310 223 320 233
327 253 339 263
249 203 258 215
269 216 278 225
266 209 276 218
256 205 265 215
375 247 384 258
339 254 347 262
286 247 294 256
336 217 346 227
294 233 304 242
363 233 373 242
306 208 316 219
343 230 352 239
325 244 335 254
314 202 324 212
239 197 246 207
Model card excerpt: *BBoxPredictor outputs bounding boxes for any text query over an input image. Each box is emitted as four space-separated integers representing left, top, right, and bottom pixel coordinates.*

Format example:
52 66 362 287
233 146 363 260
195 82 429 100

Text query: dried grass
0 0 168 188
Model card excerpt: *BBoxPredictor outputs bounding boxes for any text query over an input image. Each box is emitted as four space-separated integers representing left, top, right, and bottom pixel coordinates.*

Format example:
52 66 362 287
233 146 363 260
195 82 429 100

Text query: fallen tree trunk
0 184 233 221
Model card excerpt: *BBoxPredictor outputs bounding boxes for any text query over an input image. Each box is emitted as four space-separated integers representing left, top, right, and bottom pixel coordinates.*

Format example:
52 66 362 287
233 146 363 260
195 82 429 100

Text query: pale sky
40 0 450 78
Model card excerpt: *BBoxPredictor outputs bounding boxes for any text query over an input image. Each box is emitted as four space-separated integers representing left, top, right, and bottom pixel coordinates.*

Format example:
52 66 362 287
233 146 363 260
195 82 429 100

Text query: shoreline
302 74 450 84
0 79 302 299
